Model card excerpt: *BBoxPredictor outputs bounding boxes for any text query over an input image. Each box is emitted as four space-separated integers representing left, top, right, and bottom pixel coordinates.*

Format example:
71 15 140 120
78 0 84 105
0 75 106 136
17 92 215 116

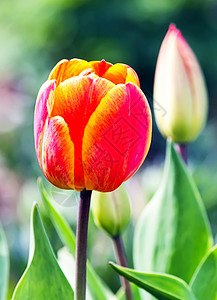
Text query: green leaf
110 263 196 300
116 284 142 300
57 247 94 300
0 222 9 300
190 245 217 299
38 178 76 255
12 203 74 300
38 178 116 300
134 140 212 290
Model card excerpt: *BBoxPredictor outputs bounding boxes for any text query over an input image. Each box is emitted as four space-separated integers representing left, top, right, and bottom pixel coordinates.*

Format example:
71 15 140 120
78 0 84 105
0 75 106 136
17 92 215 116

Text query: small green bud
92 184 131 237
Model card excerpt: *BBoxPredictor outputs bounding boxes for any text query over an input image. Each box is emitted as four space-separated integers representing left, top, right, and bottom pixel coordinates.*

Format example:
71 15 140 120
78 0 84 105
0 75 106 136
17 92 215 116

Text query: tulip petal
49 76 115 189
177 31 208 139
102 63 127 85
125 68 140 87
48 59 93 85
90 60 113 77
82 83 152 192
124 83 152 181
102 63 140 87
50 76 115 135
34 80 56 169
41 116 78 190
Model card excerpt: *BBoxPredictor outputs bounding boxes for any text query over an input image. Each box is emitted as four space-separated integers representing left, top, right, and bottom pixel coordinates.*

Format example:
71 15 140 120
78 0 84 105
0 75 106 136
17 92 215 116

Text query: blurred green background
1 0 217 297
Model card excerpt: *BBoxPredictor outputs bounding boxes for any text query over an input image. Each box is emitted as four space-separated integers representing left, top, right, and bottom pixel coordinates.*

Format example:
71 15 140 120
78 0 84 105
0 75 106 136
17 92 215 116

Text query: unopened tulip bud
92 184 131 237
154 24 208 143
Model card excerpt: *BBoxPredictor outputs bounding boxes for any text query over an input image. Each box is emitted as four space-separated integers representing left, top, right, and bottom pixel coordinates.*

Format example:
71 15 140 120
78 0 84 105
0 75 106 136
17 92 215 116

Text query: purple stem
113 235 134 300
175 143 188 165
75 189 92 300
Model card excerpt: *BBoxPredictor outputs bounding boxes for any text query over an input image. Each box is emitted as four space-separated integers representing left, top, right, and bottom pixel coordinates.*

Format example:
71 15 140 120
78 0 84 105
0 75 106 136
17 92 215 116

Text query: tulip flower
34 58 152 192
154 24 208 143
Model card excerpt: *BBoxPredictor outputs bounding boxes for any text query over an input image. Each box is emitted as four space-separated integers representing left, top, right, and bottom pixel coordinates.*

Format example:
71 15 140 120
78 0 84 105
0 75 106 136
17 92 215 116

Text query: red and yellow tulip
34 59 152 192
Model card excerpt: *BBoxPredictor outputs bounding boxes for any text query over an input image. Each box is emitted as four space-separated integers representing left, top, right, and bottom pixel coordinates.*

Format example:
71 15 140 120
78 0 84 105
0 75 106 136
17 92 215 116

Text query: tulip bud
92 184 131 237
154 24 208 143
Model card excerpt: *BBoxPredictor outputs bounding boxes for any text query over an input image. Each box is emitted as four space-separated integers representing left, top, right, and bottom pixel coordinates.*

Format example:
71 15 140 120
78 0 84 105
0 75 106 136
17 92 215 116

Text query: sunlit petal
41 116 78 190
48 58 93 85
82 83 152 192
34 80 56 169
50 76 115 189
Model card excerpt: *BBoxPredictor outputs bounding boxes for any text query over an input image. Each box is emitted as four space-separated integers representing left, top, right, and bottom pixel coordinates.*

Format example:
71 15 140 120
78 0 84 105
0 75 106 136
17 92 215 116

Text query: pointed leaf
12 203 74 300
134 140 212 291
38 178 76 255
110 263 196 300
190 245 217 299
0 223 9 300
38 178 116 300
116 284 142 300
57 247 95 300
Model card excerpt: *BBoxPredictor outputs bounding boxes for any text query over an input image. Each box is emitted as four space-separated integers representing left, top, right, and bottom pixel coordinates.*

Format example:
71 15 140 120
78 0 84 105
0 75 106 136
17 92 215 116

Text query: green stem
175 143 188 164
113 235 134 300
75 189 92 300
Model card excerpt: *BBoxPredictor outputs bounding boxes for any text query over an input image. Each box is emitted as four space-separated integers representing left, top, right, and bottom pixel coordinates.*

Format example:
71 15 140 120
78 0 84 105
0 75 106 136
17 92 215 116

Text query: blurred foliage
1 0 217 298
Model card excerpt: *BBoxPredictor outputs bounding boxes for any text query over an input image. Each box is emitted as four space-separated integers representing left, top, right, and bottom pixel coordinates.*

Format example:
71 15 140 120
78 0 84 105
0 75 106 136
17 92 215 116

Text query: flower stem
113 235 134 300
175 143 188 164
75 189 92 300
